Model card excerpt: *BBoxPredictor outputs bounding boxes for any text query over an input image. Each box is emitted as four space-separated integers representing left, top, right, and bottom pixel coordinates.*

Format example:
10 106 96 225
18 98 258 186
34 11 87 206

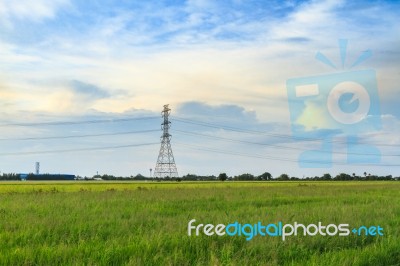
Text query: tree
134 174 146 180
258 172 272 181
235 173 255 181
218 173 227 181
334 173 352 181
277 173 289 181
321 173 332 180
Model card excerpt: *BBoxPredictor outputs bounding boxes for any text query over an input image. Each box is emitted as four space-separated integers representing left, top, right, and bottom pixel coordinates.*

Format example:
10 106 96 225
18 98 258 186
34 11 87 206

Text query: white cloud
0 0 70 26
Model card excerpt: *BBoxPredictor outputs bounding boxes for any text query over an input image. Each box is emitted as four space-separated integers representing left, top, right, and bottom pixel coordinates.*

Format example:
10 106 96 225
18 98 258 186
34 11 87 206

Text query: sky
0 0 399 178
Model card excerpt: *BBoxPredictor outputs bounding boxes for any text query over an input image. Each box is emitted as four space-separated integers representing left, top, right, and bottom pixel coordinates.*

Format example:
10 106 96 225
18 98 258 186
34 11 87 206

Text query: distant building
19 174 76 181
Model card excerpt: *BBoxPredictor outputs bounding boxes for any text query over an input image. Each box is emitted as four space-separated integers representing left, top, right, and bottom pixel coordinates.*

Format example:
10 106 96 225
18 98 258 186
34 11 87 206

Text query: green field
0 181 399 265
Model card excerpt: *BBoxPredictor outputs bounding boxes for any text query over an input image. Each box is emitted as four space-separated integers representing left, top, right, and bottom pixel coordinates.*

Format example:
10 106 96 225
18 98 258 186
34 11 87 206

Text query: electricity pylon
154 104 178 178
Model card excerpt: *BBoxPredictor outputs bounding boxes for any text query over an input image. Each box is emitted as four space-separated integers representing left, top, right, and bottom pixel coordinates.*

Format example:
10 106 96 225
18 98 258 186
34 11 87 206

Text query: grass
0 181 399 265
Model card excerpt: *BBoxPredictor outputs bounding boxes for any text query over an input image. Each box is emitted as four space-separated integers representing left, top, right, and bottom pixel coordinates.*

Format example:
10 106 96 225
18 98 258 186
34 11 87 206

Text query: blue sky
0 0 399 177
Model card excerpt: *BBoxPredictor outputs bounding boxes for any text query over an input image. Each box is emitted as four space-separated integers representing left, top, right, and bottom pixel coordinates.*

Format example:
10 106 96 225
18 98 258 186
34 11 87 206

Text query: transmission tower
35 162 40 175
154 104 179 178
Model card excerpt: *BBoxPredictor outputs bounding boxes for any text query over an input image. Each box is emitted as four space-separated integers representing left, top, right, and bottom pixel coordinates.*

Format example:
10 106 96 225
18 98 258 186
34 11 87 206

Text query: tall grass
0 182 398 265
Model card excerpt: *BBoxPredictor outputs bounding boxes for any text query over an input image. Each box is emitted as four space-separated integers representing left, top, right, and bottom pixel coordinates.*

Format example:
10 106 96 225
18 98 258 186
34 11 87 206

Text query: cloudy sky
0 0 399 177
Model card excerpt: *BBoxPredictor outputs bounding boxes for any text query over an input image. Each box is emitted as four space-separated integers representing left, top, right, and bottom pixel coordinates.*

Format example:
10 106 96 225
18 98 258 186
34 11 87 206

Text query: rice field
0 181 399 265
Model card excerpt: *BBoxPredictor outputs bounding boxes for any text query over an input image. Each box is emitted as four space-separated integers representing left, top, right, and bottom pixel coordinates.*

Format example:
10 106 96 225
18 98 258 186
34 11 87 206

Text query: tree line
0 172 398 181
71 172 400 181
206 172 398 181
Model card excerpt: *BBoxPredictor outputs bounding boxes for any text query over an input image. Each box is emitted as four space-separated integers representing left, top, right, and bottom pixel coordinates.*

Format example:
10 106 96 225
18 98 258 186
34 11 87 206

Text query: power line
0 116 158 127
172 117 316 141
0 142 159 156
172 117 398 147
0 114 396 166
0 129 159 141
171 129 400 157
174 141 400 167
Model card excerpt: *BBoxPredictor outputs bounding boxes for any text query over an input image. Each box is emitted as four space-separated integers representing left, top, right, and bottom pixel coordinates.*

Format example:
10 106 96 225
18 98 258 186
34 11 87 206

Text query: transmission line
0 116 158 127
171 129 400 157
0 142 158 156
0 129 159 141
172 117 398 147
174 142 400 167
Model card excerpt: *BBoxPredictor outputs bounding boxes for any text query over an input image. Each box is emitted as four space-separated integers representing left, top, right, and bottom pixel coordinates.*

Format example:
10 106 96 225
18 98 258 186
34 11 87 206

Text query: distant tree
277 173 290 181
235 173 254 181
321 173 332 180
182 174 198 181
0 173 19 181
218 173 227 181
134 174 146 180
258 172 272 181
334 173 352 181
100 174 116 180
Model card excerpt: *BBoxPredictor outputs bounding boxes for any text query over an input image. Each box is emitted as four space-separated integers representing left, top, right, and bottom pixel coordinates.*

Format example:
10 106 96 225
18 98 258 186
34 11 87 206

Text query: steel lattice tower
154 104 178 178
35 162 40 175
